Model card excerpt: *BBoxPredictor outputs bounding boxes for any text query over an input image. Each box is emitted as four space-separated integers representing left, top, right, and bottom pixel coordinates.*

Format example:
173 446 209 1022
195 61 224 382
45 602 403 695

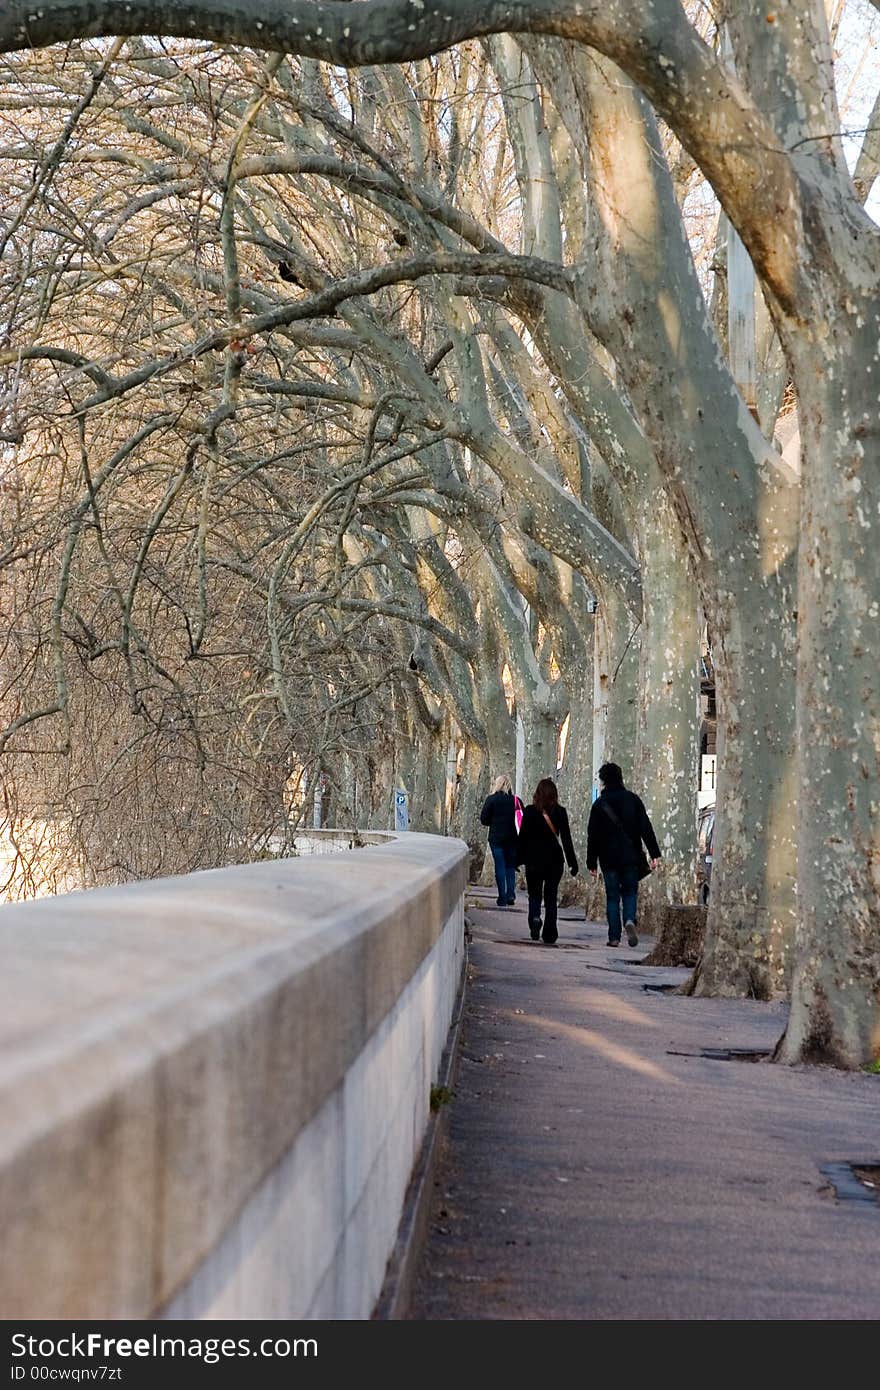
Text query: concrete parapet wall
0 832 467 1319
290 829 393 855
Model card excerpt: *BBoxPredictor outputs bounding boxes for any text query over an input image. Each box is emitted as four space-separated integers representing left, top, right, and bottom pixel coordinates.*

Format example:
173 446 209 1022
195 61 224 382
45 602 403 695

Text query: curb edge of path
372 918 471 1320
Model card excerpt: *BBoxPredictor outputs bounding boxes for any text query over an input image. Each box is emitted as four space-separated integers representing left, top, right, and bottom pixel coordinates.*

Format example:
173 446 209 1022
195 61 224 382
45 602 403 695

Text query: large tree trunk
518 696 561 803
410 718 447 832
557 644 594 851
779 296 880 1064
539 47 800 994
635 492 700 909
451 736 487 860
593 587 638 783
695 593 797 998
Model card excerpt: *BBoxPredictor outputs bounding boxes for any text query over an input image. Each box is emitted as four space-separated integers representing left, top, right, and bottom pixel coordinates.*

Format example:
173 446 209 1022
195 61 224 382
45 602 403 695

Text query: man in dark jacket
586 762 661 947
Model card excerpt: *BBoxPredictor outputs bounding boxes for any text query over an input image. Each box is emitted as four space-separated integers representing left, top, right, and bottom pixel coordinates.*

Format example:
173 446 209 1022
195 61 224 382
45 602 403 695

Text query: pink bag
514 795 524 833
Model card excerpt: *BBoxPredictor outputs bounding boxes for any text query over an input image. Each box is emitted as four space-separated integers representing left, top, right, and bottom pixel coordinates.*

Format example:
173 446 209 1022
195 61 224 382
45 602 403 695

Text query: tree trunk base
478 844 496 888
557 874 588 909
466 842 486 882
641 904 706 968
583 878 606 921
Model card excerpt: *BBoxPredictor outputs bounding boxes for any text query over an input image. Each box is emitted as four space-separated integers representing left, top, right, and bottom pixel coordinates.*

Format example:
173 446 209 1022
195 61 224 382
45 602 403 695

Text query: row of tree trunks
4 8 876 1065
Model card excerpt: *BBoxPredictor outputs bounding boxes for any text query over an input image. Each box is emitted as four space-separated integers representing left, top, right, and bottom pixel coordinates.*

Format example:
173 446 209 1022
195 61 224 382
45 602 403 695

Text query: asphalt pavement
408 886 880 1320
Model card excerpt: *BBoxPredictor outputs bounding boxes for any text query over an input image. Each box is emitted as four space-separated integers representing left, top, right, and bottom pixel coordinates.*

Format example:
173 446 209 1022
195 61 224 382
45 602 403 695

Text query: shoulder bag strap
601 799 647 861
542 810 561 841
600 800 624 832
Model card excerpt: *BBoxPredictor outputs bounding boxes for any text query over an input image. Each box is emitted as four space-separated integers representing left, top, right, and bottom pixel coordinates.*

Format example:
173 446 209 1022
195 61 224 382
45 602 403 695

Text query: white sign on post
394 789 409 832
699 755 717 809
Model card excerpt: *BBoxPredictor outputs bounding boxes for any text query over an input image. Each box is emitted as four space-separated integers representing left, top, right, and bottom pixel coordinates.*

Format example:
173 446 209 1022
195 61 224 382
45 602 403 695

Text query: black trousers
525 863 563 942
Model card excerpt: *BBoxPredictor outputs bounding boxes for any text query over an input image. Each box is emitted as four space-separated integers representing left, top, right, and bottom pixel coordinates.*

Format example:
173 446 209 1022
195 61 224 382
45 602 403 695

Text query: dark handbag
600 800 652 879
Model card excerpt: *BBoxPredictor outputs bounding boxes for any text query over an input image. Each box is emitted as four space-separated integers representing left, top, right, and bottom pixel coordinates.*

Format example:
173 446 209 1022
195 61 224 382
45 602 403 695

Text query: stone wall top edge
0 833 468 1084
0 831 468 927
0 844 467 1318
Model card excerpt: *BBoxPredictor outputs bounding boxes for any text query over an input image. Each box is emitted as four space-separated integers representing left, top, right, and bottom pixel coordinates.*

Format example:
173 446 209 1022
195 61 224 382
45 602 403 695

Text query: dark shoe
506 897 516 906
625 920 639 947
607 939 620 947
542 937 558 947
529 916 542 940
496 898 506 907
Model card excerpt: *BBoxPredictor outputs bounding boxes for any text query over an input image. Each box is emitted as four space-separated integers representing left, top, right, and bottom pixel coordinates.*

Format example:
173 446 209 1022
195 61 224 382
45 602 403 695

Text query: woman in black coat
516 778 579 944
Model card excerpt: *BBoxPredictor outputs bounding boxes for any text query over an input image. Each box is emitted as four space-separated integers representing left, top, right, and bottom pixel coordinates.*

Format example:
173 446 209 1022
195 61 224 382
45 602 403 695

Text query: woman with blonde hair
480 773 520 907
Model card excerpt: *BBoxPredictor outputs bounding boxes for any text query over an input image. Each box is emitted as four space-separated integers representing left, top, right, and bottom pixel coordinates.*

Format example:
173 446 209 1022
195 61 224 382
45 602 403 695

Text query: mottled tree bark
450 736 487 860
556 636 594 850
7 0 880 1059
778 296 880 1063
634 489 700 908
696 598 798 998
410 718 447 833
593 587 638 784
727 1 880 1057
543 47 799 991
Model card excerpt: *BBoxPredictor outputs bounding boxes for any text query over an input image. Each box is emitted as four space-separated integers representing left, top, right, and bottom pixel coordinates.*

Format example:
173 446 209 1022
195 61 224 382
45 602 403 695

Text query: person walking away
586 762 661 947
480 774 519 907
516 778 579 944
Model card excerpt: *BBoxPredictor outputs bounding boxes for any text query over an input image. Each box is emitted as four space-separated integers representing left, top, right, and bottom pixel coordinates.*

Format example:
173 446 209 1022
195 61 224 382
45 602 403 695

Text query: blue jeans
602 865 640 942
491 842 518 904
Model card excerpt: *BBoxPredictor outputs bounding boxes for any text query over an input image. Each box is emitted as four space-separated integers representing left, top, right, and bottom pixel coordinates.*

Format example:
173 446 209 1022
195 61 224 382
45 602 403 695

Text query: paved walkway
409 887 880 1320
